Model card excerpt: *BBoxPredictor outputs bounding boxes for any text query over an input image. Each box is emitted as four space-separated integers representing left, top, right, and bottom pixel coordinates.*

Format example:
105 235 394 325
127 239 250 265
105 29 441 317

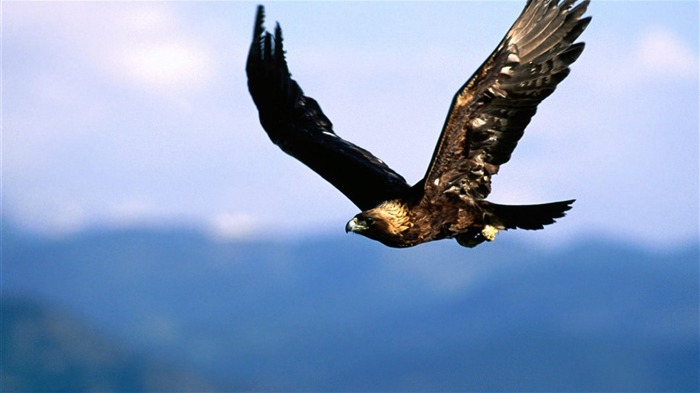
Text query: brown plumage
246 0 591 248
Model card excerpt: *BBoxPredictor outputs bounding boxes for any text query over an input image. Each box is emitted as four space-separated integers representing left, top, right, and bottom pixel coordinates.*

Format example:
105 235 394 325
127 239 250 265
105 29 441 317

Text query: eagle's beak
345 217 364 233
345 217 358 233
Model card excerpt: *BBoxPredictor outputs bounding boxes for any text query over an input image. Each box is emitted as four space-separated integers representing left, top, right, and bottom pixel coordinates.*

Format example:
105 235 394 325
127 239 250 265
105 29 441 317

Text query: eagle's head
345 201 411 247
345 212 379 233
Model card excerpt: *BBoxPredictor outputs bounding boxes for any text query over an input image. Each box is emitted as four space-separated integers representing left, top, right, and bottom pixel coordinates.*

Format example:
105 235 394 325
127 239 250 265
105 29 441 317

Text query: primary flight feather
247 0 591 248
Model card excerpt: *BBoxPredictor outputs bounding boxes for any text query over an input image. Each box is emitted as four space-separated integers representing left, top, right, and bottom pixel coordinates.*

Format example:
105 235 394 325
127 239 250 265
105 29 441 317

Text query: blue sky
3 1 698 248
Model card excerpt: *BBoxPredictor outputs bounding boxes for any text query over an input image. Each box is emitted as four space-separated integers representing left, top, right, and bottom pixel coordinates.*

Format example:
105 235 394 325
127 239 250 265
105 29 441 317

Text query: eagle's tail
454 199 574 248
486 199 575 230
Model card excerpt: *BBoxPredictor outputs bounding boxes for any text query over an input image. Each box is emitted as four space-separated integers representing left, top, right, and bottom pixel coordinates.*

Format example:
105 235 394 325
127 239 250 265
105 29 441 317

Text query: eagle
246 0 590 248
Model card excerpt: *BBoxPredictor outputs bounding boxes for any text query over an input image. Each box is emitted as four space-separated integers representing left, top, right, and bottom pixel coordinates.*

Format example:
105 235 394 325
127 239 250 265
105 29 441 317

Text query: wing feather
246 6 410 211
423 0 590 200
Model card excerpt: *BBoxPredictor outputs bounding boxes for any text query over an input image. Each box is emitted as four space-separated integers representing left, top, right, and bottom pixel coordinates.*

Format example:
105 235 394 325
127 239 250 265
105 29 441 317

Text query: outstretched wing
246 6 410 211
423 0 590 200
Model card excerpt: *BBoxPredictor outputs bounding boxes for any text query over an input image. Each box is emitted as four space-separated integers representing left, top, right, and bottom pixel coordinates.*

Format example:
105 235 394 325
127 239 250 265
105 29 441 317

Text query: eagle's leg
455 225 500 248
455 228 486 248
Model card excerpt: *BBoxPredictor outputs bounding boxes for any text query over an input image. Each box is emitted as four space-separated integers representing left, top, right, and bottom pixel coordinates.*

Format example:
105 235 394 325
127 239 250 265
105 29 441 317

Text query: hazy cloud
638 26 699 79
209 212 263 241
588 25 698 93
99 6 219 98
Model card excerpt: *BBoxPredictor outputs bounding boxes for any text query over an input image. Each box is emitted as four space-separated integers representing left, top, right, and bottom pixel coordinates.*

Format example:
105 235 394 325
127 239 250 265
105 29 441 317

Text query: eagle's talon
481 225 499 242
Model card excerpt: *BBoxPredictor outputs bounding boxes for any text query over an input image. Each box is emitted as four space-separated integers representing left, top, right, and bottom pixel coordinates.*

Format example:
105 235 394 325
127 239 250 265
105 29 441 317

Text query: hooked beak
345 217 366 233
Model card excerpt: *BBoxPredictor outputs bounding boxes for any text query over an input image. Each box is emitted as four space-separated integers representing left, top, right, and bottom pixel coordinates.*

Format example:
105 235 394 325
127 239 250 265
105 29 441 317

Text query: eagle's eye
364 216 375 225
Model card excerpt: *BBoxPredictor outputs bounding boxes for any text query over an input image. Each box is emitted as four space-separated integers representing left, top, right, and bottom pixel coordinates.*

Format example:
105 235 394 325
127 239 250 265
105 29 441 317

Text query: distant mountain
1 297 223 392
2 224 698 391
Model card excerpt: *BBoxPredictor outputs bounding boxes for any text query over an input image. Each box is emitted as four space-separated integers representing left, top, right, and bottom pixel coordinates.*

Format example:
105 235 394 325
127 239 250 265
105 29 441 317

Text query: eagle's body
247 0 590 248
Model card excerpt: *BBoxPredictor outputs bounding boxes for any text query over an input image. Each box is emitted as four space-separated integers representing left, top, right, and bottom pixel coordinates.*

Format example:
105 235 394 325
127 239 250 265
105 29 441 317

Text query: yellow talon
481 225 499 241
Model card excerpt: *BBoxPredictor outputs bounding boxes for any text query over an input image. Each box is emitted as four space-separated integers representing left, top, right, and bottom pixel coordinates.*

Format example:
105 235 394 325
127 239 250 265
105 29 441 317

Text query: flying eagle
247 0 590 248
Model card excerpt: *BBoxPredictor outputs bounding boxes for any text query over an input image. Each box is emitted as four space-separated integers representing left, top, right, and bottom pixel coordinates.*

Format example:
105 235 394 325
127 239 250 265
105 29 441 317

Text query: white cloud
6 2 219 98
587 25 698 93
115 40 214 93
208 212 263 241
98 6 218 98
638 26 699 79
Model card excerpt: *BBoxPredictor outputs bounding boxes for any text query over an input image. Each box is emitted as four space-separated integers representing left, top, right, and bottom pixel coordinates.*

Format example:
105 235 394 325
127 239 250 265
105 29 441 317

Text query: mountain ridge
2 224 698 391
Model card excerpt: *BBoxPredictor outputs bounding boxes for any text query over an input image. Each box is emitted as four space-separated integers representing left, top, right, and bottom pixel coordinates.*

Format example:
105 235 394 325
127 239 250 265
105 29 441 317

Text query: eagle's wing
247 6 410 211
422 0 590 200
